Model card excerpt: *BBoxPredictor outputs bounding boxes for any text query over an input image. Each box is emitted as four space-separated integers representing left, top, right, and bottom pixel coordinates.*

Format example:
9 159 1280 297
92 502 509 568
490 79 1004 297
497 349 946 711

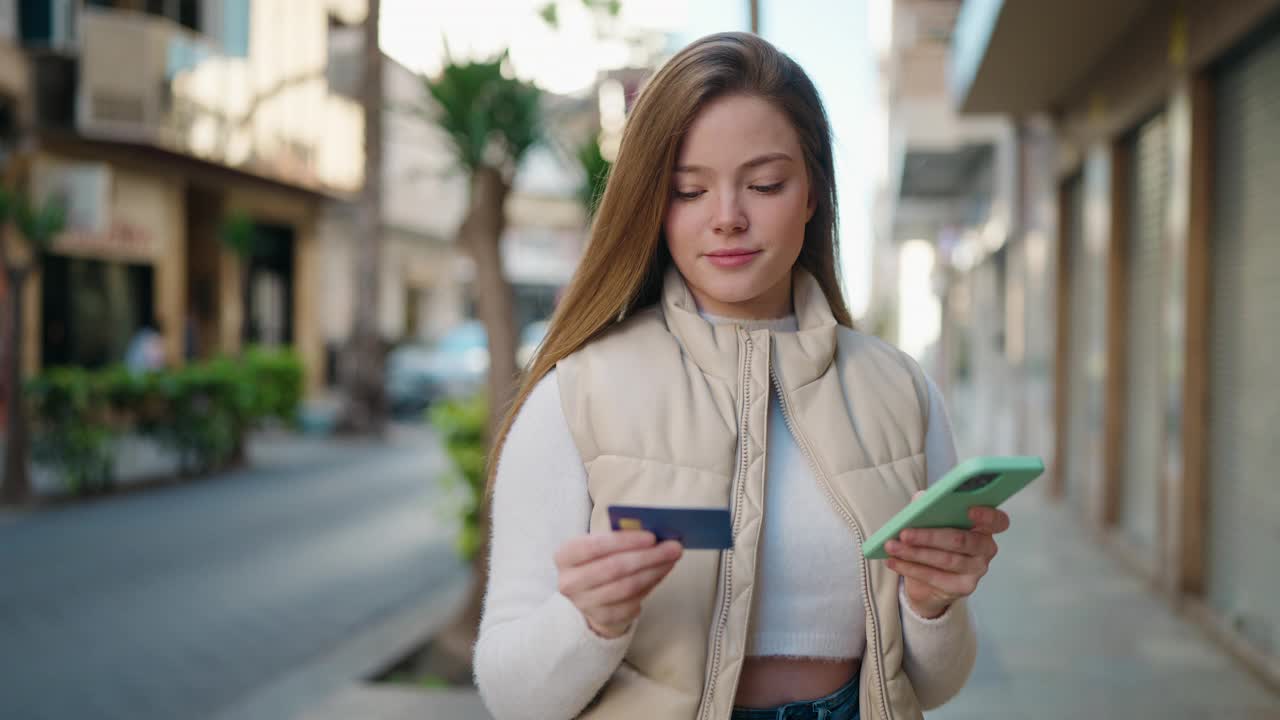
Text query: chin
691 270 778 306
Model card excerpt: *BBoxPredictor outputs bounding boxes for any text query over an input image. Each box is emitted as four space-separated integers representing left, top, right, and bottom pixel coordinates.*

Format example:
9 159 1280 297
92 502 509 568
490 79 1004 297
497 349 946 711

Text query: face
664 93 815 319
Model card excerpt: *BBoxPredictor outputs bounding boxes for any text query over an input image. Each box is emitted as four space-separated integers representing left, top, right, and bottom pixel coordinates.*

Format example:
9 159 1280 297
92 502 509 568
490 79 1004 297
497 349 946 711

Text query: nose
712 191 748 235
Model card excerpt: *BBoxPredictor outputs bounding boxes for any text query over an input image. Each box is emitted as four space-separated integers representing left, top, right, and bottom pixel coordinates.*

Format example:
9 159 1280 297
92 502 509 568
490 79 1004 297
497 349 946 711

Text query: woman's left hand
884 492 1011 619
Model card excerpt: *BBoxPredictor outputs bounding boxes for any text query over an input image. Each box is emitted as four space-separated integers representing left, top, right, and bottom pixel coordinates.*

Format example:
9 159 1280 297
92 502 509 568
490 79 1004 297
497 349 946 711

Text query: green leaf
538 2 558 28
577 137 611 217
421 54 543 172
582 0 621 17
219 211 255 258
14 194 66 251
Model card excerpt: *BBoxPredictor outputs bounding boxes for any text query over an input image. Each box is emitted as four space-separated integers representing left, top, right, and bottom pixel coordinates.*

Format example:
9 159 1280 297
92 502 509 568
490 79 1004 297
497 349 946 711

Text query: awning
949 0 1155 115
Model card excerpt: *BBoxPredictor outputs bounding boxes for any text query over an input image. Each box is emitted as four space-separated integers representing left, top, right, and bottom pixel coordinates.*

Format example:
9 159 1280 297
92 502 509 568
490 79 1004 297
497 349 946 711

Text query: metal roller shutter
1207 24 1280 660
1064 175 1105 511
1120 114 1169 554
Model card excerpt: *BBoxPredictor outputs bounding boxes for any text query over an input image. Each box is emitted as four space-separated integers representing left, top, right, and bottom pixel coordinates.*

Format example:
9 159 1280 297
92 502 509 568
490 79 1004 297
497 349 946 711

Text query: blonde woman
474 32 1009 720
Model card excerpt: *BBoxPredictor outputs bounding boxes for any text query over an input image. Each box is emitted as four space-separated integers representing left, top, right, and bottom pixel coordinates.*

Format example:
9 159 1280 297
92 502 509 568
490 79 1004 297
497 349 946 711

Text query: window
143 0 200 32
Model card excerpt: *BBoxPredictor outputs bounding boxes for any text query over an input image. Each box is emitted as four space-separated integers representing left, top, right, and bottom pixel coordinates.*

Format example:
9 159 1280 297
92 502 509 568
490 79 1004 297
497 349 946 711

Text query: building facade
872 0 1039 457
925 0 1280 689
8 0 365 397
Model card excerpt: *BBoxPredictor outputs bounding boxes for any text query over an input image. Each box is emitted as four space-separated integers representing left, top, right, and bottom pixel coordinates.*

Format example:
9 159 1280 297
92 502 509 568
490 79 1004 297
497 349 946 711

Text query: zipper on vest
768 367 895 720
698 329 754 720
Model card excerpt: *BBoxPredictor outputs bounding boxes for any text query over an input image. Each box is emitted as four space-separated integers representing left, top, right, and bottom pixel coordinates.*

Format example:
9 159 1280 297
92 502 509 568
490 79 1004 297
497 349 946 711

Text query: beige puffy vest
556 267 932 720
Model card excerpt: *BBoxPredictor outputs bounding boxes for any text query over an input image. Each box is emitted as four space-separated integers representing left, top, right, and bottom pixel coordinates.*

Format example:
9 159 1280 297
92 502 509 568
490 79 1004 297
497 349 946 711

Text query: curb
211 569 471 720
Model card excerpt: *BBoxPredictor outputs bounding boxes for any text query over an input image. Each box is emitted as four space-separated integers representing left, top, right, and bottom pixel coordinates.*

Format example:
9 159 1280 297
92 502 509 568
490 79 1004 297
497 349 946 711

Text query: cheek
664 204 701 257
753 192 811 244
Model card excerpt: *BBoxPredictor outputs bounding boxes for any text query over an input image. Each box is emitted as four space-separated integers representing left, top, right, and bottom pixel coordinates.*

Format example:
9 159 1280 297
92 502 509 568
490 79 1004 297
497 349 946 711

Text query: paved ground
300 489 1280 720
931 490 1279 720
0 426 467 720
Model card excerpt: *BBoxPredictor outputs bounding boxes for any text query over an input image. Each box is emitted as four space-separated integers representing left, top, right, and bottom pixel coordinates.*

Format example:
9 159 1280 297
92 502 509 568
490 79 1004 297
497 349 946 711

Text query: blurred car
386 319 551 416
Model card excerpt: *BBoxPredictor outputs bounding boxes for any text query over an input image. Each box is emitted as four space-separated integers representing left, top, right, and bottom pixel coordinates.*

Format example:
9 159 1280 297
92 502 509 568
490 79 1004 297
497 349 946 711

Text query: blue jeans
729 676 860 720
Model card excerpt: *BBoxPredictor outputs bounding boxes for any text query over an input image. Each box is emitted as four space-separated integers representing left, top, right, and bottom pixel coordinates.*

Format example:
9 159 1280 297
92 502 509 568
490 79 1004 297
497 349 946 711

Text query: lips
705 248 761 268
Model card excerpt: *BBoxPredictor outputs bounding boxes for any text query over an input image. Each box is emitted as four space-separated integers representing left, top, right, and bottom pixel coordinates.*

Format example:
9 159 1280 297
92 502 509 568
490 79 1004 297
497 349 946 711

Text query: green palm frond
538 2 558 28
577 137 611 217
218 211 256 259
421 54 543 172
14 194 65 251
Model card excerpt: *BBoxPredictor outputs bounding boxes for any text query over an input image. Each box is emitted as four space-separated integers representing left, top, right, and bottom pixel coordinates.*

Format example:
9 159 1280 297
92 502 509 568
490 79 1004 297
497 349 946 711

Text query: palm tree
1 176 66 504
339 0 388 436
414 52 541 666
422 53 541 446
577 136 612 219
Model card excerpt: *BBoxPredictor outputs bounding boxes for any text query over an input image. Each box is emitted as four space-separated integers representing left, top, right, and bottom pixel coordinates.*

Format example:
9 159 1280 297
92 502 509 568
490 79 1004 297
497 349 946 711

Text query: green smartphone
861 455 1045 560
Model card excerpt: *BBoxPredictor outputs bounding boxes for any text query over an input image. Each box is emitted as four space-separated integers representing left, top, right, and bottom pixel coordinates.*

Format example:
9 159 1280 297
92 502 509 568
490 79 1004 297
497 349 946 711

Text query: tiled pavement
930 490 1279 720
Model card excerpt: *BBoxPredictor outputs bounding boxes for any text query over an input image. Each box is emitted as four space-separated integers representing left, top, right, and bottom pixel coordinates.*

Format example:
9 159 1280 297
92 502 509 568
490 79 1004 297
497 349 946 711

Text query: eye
674 189 705 201
750 182 784 194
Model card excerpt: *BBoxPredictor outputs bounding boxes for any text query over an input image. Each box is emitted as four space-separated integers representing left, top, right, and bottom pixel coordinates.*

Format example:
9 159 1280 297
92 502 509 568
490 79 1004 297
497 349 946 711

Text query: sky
381 0 877 317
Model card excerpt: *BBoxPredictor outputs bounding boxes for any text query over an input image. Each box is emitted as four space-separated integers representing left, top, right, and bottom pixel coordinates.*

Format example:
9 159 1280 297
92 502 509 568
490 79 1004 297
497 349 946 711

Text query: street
0 429 465 720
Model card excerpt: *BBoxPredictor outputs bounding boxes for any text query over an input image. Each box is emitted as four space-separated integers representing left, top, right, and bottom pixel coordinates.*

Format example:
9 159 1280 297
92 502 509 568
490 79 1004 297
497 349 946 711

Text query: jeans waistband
729 676 859 720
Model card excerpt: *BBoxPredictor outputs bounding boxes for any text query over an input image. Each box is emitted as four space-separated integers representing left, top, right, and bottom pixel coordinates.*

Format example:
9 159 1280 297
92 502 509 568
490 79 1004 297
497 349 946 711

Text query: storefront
951 0 1280 684
21 146 329 394
1204 18 1280 670
1117 111 1171 566
29 153 184 370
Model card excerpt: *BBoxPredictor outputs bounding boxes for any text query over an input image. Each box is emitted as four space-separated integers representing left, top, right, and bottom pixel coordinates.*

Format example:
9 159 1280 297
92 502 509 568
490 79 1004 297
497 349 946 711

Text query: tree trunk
434 165 518 668
466 166 519 445
2 266 31 505
339 0 387 436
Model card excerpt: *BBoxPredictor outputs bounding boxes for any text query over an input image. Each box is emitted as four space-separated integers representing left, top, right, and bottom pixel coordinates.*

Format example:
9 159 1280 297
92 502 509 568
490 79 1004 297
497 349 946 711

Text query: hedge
25 347 304 495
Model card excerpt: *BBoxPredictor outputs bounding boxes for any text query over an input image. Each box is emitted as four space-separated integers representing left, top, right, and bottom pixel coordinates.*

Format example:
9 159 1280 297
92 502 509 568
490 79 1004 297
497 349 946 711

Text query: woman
474 32 1009 720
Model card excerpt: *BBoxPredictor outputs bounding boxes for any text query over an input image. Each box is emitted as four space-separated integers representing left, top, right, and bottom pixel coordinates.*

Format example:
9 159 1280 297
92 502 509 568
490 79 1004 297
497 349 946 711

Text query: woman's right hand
555 531 684 639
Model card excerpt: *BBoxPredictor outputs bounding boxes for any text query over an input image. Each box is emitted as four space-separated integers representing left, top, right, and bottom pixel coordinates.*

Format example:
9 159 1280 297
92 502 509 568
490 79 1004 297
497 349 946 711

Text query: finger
900 528 992 557
577 556 680 607
885 540 988 575
968 506 1011 534
887 557 980 597
559 541 682 597
911 490 926 502
555 530 656 569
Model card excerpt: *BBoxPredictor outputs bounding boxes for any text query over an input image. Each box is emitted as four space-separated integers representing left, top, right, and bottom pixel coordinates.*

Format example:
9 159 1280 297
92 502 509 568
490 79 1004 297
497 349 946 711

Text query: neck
688 274 793 320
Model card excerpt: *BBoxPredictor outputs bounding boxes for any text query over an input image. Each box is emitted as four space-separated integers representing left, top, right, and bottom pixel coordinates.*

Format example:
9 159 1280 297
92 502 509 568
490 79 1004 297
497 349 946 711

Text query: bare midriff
732 656 860 709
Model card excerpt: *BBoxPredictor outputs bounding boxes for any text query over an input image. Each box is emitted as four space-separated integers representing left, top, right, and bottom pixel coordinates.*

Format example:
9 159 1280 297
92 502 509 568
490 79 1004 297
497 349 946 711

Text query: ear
806 188 818 223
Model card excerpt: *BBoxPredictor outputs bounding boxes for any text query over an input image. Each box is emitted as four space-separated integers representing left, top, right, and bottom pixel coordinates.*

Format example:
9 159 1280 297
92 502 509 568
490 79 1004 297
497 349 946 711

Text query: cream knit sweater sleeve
474 370 977 719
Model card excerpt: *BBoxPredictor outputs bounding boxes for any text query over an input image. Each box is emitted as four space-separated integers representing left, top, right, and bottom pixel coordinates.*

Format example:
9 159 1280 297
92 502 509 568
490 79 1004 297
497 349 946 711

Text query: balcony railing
65 6 362 195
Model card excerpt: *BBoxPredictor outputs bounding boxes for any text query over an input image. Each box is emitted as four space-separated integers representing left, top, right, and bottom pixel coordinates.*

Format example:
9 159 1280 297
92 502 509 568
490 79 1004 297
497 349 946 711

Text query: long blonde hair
487 32 854 493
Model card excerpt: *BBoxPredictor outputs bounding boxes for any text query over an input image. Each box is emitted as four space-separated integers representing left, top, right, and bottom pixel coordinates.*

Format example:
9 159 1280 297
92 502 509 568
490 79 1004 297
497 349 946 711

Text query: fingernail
885 541 901 554
900 531 914 543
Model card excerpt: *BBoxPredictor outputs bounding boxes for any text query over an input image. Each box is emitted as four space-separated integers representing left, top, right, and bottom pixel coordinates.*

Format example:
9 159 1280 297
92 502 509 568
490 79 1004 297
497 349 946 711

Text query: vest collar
660 265 838 387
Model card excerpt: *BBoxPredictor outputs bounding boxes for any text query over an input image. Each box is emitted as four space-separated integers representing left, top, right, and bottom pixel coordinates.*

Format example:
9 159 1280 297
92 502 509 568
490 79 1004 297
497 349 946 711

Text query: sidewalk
299 489 1278 720
932 490 1280 719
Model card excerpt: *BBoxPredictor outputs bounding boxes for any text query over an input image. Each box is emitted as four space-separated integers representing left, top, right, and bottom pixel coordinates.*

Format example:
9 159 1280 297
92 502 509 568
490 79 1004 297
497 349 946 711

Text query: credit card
607 505 733 550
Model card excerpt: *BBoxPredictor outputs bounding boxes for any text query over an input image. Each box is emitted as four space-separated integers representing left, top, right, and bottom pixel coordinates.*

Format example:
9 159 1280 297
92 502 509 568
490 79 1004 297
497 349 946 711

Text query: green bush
25 367 115 495
25 347 305 494
428 395 487 560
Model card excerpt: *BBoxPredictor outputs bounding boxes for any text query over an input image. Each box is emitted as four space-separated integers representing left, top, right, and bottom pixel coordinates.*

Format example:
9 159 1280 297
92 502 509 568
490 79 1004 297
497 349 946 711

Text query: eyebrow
674 152 794 174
